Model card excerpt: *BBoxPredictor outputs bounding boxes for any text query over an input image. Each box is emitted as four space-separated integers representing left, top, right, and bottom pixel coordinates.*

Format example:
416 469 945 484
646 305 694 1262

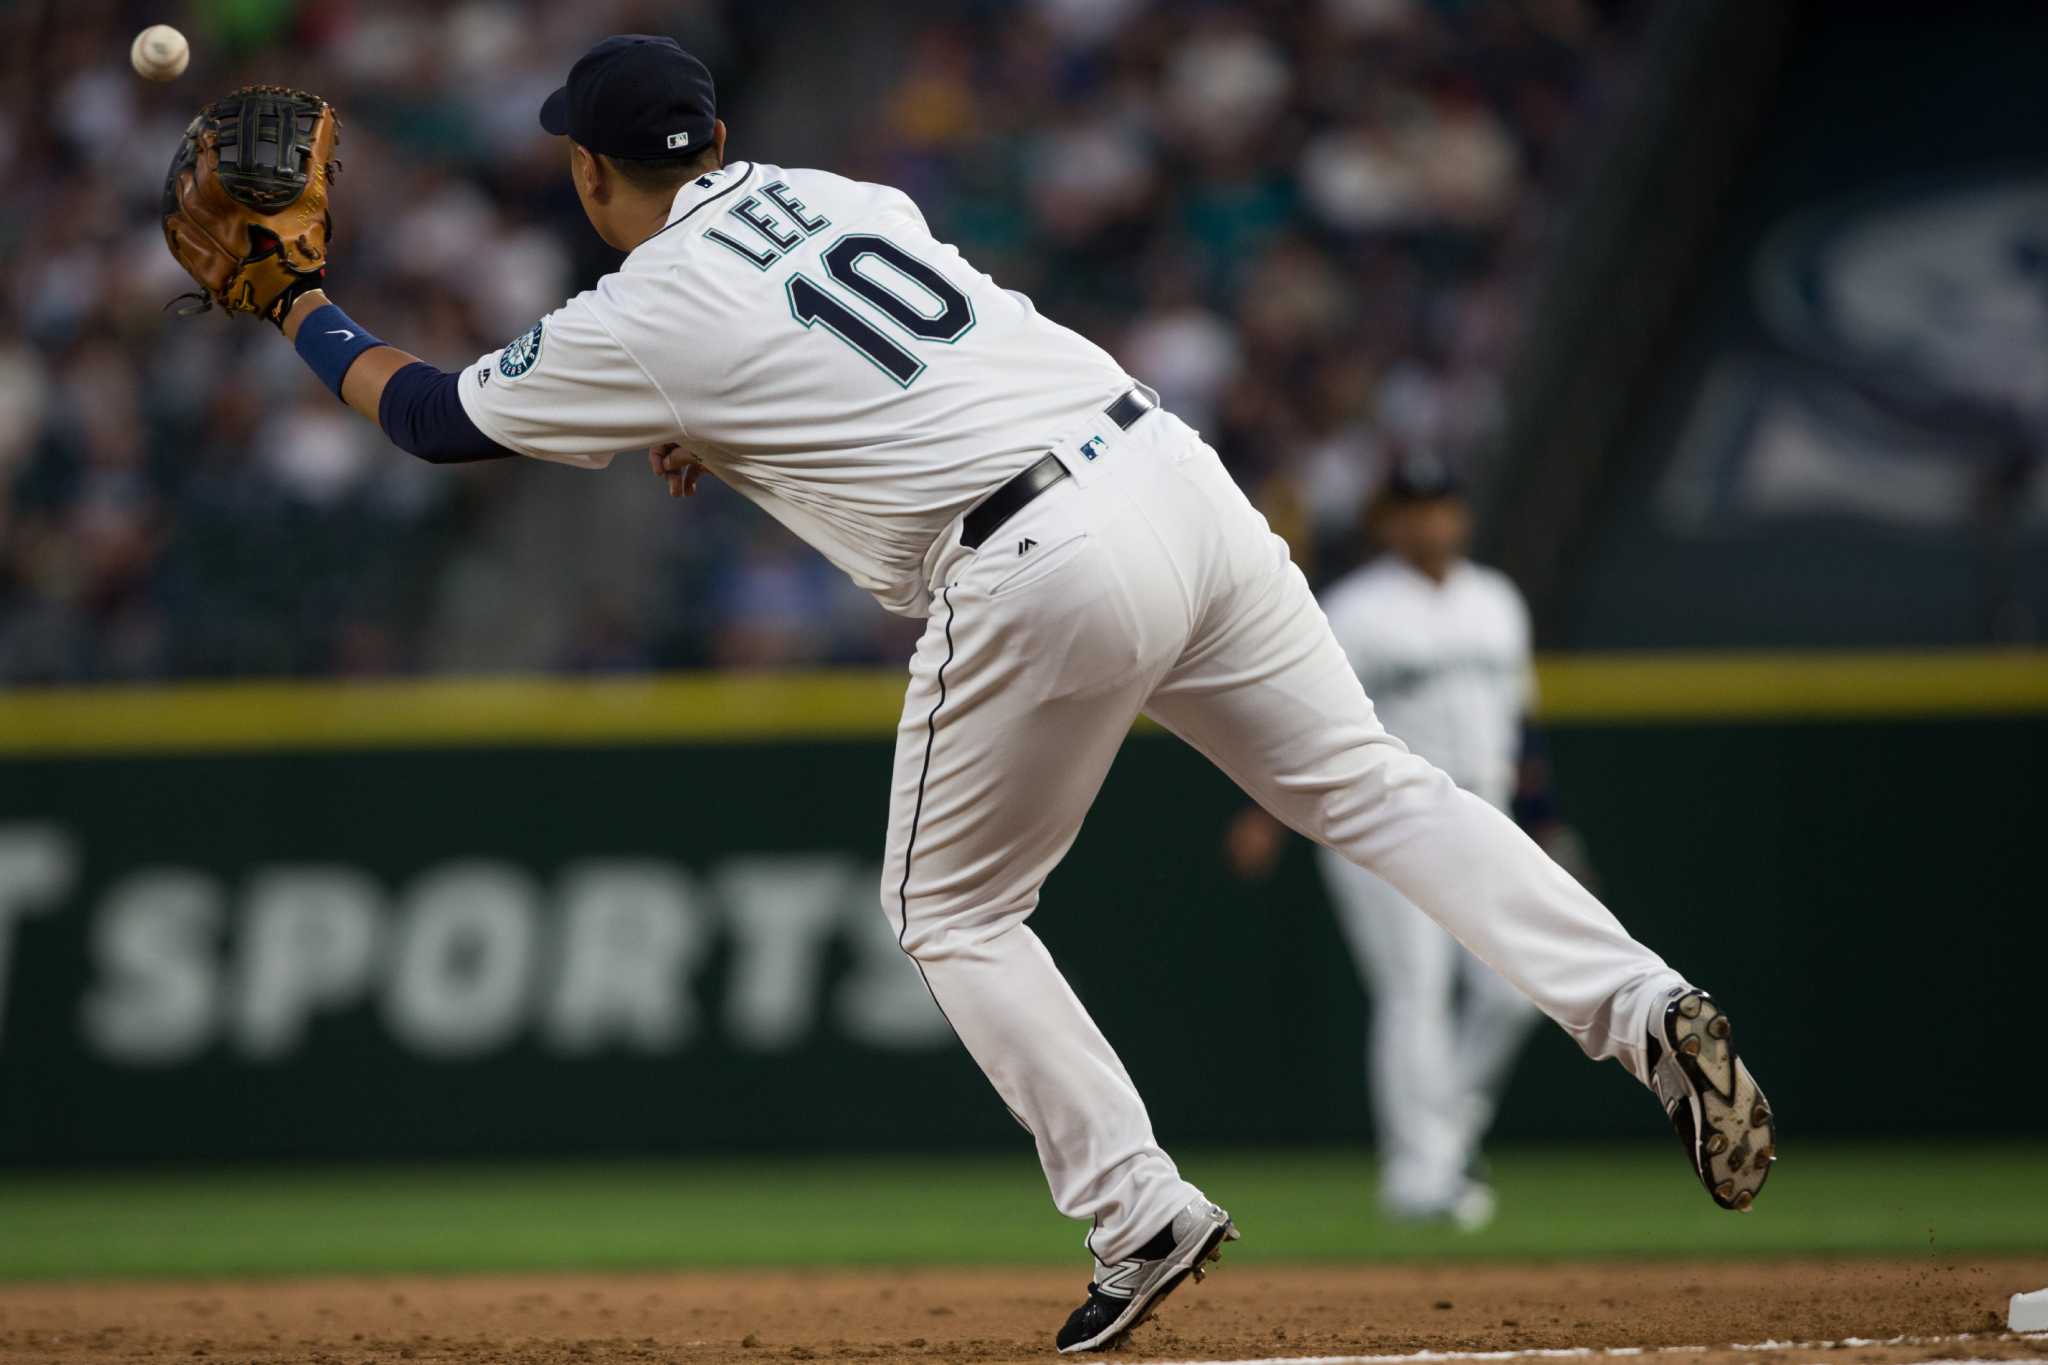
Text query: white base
2010 1287 2048 1333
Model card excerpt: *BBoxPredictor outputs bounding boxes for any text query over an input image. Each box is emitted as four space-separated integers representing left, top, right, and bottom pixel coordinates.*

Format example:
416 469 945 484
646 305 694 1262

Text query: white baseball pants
1320 832 1542 1214
881 407 1686 1262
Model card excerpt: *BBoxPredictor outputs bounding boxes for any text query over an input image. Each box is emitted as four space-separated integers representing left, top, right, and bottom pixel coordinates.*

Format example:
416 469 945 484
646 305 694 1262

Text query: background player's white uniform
1319 557 1542 1219
454 159 1688 1265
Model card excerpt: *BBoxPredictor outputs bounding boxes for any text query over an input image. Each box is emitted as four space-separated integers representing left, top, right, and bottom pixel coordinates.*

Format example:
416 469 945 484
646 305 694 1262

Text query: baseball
130 24 190 82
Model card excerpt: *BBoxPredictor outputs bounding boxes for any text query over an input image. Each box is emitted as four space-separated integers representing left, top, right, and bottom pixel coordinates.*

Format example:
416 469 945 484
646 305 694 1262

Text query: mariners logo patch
498 320 544 380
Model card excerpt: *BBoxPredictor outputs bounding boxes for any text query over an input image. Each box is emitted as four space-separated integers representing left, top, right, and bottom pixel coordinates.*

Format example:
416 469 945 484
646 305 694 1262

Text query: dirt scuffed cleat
1055 1197 1238 1353
1648 989 1776 1211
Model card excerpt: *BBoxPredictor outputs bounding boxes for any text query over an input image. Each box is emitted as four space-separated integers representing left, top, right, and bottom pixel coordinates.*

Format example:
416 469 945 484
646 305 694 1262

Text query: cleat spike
1679 1035 1702 1057
1752 1105 1771 1127
1678 994 1704 1019
1707 1015 1731 1039
1714 1180 1736 1201
1733 1190 1754 1212
1705 1133 1729 1155
1191 1267 1205 1283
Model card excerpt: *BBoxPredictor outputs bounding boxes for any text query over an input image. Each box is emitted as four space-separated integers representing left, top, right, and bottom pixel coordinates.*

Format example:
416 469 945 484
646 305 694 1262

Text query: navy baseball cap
1381 452 1465 503
539 35 716 160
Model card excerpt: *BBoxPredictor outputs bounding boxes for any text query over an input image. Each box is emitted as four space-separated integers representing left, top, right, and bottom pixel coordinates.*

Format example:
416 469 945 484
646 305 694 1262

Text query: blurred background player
1231 453 1590 1227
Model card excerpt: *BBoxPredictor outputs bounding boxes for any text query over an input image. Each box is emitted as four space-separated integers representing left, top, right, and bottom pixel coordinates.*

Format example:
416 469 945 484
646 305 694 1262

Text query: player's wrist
281 289 332 341
292 302 386 400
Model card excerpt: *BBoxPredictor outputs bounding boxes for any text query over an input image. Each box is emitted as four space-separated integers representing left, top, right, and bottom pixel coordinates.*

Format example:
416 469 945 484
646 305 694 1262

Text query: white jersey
456 160 1135 616
1319 555 1533 803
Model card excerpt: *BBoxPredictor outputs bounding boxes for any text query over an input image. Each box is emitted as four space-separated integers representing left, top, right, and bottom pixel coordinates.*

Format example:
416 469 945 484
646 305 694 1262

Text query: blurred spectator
1 0 1653 682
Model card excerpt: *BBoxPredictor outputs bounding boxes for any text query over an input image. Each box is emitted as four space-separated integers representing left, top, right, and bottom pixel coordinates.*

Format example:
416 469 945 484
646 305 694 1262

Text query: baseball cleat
1647 989 1776 1211
1055 1197 1238 1353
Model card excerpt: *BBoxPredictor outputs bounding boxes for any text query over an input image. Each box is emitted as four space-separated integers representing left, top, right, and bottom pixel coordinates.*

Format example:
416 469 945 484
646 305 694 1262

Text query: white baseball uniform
1318 555 1543 1216
455 160 1687 1262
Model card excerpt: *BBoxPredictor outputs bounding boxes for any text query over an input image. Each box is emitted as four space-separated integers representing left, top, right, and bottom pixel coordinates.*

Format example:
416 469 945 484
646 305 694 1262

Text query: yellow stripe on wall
0 671 909 756
0 651 2042 756
1537 650 2048 722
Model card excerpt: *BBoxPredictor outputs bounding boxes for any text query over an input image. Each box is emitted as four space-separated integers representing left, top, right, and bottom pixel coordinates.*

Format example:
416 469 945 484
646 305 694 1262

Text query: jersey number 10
787 234 974 388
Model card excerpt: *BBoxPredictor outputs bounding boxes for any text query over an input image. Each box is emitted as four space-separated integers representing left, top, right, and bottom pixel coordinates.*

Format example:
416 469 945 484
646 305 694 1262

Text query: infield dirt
1 1258 2043 1365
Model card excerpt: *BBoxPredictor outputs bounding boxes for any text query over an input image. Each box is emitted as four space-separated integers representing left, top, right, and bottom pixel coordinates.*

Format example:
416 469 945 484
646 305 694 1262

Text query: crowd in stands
0 0 1650 681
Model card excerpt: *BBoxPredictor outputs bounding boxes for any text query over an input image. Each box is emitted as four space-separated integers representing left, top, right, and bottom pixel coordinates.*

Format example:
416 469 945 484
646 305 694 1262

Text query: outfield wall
0 653 2041 1163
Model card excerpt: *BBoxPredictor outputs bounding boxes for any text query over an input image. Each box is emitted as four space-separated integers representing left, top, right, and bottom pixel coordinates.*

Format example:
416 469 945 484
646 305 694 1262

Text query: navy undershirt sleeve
378 361 516 465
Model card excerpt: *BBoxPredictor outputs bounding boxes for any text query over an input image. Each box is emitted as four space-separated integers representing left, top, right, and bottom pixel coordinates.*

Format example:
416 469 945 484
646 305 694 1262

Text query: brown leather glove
162 85 341 327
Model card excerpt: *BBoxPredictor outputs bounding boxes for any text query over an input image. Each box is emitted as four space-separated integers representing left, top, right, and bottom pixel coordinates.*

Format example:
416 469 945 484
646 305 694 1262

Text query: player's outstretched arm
163 86 684 473
279 289 514 465
280 289 414 420
160 87 513 467
281 279 680 472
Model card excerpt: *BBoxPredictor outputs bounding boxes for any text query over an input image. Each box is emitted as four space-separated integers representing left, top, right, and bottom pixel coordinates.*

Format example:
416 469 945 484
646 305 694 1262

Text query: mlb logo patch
1079 435 1106 462
667 131 691 150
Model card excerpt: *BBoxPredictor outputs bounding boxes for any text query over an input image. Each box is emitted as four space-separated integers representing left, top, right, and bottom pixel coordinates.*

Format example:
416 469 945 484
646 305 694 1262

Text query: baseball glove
162 85 341 326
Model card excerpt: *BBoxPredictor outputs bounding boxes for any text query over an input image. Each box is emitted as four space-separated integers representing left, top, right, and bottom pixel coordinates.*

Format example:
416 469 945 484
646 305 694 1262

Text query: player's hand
1224 807 1288 880
648 443 709 498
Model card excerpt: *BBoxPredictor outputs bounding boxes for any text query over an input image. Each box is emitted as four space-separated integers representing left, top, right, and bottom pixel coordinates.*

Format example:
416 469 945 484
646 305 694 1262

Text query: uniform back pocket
985 530 1091 598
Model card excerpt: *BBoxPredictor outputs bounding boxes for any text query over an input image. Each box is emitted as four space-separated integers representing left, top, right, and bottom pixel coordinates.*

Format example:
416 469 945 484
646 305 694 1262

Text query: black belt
960 385 1157 550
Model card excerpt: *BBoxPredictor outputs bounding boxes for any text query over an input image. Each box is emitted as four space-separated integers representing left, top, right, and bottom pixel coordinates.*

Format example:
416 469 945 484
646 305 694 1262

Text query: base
2011 1288 2048 1333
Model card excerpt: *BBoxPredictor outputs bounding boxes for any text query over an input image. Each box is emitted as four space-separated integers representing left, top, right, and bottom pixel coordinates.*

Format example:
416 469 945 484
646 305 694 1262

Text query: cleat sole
1662 991 1776 1214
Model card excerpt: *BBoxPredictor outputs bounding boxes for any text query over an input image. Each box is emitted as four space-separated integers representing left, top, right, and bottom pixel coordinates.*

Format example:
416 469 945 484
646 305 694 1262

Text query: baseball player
1231 457 1547 1229
161 40 1776 1354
